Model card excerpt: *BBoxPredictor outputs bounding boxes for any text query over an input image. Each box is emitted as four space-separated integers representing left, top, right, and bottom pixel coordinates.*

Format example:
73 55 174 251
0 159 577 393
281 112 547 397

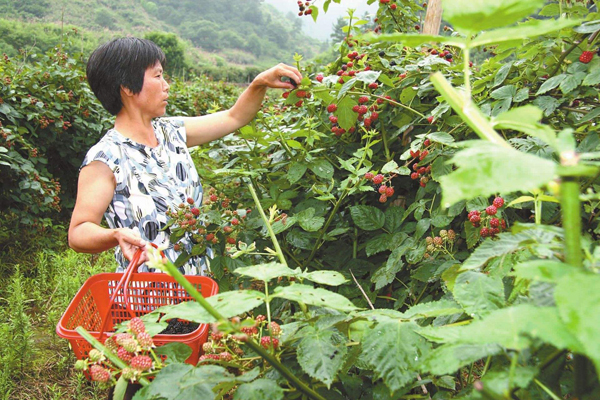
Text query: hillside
0 0 326 79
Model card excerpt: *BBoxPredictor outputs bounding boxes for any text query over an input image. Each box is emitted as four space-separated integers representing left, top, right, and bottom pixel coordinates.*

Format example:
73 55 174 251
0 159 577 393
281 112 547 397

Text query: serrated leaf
362 32 466 48
533 95 560 116
371 255 404 290
365 234 394 257
583 68 600 86
536 74 566 95
399 299 462 320
350 205 385 231
422 344 502 375
361 321 430 394
297 326 347 387
512 260 572 282
491 85 516 100
302 270 347 286
461 232 530 271
336 95 358 130
428 131 455 145
235 262 298 282
308 159 334 180
493 62 513 87
355 70 381 84
560 73 584 94
439 142 556 207
574 19 600 33
296 207 325 232
471 18 579 47
273 284 359 311
514 88 529 103
146 364 233 399
464 220 480 249
381 160 399 174
287 162 307 184
453 271 505 318
234 379 284 400
154 342 193 364
384 207 404 232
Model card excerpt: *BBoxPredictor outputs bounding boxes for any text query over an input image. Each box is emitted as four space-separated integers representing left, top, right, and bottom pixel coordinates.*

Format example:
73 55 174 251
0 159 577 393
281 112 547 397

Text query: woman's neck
114 112 158 147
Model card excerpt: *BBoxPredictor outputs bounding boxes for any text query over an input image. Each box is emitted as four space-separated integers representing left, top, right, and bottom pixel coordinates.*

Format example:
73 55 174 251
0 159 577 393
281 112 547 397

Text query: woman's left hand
254 63 303 90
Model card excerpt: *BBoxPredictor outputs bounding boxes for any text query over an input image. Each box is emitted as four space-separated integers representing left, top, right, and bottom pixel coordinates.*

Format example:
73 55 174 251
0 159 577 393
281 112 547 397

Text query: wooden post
423 0 443 35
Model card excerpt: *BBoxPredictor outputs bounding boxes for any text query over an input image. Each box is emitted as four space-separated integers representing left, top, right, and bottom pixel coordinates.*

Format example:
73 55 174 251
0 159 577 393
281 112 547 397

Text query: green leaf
512 260 573 282
441 0 544 34
422 344 502 375
427 131 455 145
362 32 466 48
297 207 325 232
555 273 600 374
154 342 193 364
152 291 266 323
491 105 557 149
513 88 529 103
490 85 516 100
533 96 560 116
350 205 385 231
297 326 348 387
371 253 404 290
560 72 585 94
574 19 600 33
576 106 600 125
309 5 318 22
113 376 128 400
234 379 284 400
384 207 404 232
493 62 513 87
336 96 358 130
308 159 334 180
471 18 579 47
273 284 359 312
302 270 347 286
536 74 566 95
453 271 505 317
146 364 233 399
439 142 556 207
234 262 298 282
461 232 531 271
399 299 462 320
464 221 480 249
287 162 307 184
361 321 430 394
583 68 600 86
355 70 381 84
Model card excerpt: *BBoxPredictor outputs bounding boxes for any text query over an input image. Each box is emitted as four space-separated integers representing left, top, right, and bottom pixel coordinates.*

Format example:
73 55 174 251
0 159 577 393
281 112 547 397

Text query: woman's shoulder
81 130 123 170
153 117 186 144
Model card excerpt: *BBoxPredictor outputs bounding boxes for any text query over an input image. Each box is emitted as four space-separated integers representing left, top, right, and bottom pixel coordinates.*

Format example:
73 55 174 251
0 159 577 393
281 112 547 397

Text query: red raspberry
90 365 111 383
379 194 388 203
128 317 145 336
419 150 429 160
358 105 368 114
431 49 438 55
316 74 324 82
255 315 266 323
419 181 426 187
427 116 434 123
490 228 500 236
227 237 236 244
372 174 384 184
191 207 200 216
269 322 281 335
411 172 419 180
282 92 290 99
117 347 134 362
485 205 497 216
433 236 443 246
377 97 384 104
358 96 369 104
415 24 420 30
480 227 490 237
211 332 223 342
352 105 360 112
424 139 430 146
385 187 394 197
490 218 500 228
296 90 306 98
136 332 154 349
209 194 218 202
368 82 379 89
410 150 420 158
219 352 233 362
501 219 507 229
391 3 397 9
467 210 480 219
329 115 338 124
327 104 338 113
261 336 279 349
295 100 303 107
469 215 481 225
418 167 427 175
206 233 215 241
173 243 181 251
187 197 194 205
364 172 374 180
364 118 372 128
130 355 153 371
347 62 354 68
223 226 233 234
231 218 239 225
371 111 379 120
378 185 387 194
580 51 594 63
493 197 504 208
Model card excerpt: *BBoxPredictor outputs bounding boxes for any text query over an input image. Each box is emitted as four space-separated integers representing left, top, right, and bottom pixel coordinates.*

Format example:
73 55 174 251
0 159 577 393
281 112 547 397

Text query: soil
158 319 199 335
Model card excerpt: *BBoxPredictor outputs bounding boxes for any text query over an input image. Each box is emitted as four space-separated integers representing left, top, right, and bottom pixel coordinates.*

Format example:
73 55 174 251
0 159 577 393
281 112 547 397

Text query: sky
263 0 378 42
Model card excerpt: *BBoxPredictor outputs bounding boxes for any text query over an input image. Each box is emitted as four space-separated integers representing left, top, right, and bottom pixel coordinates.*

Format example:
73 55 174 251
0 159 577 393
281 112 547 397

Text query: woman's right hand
114 228 148 263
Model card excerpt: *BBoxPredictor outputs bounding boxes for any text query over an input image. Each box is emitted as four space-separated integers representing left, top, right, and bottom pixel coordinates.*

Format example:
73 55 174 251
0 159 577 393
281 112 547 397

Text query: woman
68 37 301 274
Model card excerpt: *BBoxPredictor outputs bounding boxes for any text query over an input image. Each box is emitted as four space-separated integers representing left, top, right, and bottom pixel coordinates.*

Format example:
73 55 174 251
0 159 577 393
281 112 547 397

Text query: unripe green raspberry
439 229 448 239
425 236 433 245
202 342 213 354
75 359 88 371
447 229 456 241
121 367 140 382
88 349 105 363
104 336 119 353
426 244 436 253
269 321 281 336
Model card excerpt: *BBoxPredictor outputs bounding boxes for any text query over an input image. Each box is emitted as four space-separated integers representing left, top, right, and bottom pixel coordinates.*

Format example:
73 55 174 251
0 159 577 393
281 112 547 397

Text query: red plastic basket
56 247 218 367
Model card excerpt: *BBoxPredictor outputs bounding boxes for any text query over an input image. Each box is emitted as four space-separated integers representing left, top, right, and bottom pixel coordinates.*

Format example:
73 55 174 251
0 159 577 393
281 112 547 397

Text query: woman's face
135 61 170 118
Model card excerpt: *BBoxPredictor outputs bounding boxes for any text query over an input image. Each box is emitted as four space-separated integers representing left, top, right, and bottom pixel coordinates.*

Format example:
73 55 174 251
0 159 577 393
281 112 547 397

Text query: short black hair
86 37 166 115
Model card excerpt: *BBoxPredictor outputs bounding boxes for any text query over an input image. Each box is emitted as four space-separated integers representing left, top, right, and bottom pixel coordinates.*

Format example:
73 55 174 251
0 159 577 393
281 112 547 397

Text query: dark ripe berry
390 60 397 66
337 70 343 76
358 96 369 104
379 194 388 203
364 172 374 180
379 51 385 57
411 172 419 180
469 215 481 225
372 174 384 184
378 185 388 194
445 53 453 60
385 186 395 197
485 205 497 215
415 25 420 30
341 65 347 71
368 82 379 89
480 227 490 237
305 8 312 14
493 197 504 208
490 218 500 228
327 104 338 113
580 51 594 64
364 118 372 128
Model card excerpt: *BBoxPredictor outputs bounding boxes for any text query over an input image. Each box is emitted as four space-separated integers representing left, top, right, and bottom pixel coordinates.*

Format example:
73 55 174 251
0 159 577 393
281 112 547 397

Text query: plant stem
560 177 582 268
463 45 471 98
347 90 425 118
380 121 392 161
533 379 562 400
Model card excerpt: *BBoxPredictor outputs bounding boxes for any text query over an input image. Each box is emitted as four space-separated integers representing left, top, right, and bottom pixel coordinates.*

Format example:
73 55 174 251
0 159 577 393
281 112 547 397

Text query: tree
330 16 346 44
144 32 185 76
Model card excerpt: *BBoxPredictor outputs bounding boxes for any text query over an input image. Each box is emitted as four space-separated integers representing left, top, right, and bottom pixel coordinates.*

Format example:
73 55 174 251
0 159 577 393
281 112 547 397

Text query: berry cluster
428 47 454 63
409 139 432 188
282 87 312 108
200 316 282 366
296 0 313 17
364 172 395 203
75 317 157 384
467 197 507 238
424 229 456 259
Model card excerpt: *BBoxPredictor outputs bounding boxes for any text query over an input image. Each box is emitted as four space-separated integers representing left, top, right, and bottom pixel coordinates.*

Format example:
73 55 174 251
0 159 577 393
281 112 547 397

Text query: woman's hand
114 228 149 264
253 63 303 90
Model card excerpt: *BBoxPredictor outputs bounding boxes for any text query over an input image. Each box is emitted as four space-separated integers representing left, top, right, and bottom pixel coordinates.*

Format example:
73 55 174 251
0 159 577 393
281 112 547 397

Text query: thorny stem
347 90 425 118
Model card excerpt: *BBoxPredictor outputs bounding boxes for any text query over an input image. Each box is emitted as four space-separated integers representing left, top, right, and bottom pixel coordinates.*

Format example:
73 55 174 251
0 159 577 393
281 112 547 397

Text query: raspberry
415 24 420 30
467 210 480 219
329 115 338 124
420 181 426 187
368 82 379 89
469 215 481 225
104 336 118 353
385 186 394 197
358 105 368 114
424 139 431 146
485 205 497 216
580 51 594 63
173 243 181 251
211 331 223 342
493 197 504 208
379 194 388 203
490 228 500 236
241 326 258 335
295 100 303 107
187 197 194 205
352 105 360 112
490 218 500 228
447 230 456 241
372 174 384 184
316 74 324 82
433 236 443 246
282 92 290 99
88 349 104 363
227 237 236 244
411 172 419 180
261 336 280 349
378 185 387 194
90 365 111 383
431 49 438 55
358 96 369 104
220 352 233 362
296 90 306 98
130 355 153 371
364 118 372 128
117 347 134 362
391 3 397 10
427 116 434 123
136 332 155 349
501 219 507 229
121 367 140 382
231 218 239 225
206 233 215 241
128 317 145 336
480 227 490 237
371 111 379 120
327 104 337 113
269 321 281 336
410 150 420 158
209 194 218 202
418 167 427 175
364 172 374 180
191 207 200 216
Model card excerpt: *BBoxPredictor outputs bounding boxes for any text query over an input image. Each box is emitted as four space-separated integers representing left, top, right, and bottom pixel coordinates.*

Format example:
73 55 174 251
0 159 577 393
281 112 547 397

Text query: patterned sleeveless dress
81 117 207 275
